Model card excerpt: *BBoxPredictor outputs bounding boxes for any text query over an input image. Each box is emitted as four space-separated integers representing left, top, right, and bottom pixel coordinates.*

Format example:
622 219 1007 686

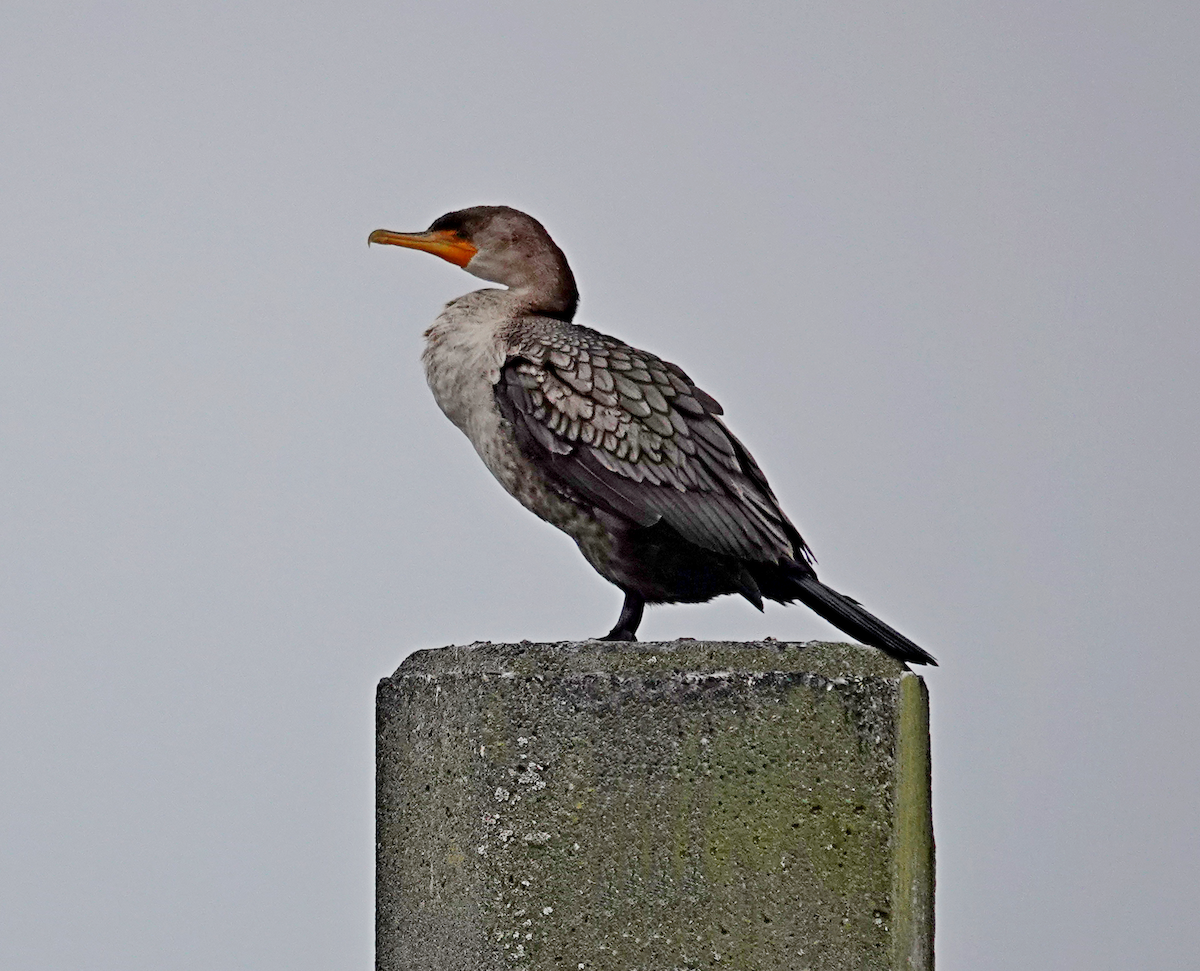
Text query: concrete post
377 641 933 970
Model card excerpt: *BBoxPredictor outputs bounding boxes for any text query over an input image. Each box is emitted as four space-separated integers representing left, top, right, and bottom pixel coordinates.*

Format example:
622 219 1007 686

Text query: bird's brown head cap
370 206 578 318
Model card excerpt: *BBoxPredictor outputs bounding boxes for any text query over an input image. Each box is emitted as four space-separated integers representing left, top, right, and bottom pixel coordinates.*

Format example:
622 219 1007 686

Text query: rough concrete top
392 639 911 682
379 640 932 971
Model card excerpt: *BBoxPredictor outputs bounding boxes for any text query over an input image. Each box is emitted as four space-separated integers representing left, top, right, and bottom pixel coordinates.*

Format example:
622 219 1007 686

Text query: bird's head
369 205 578 319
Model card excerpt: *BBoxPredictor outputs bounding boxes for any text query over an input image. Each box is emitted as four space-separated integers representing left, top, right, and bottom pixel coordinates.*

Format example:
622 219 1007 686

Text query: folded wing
494 319 813 567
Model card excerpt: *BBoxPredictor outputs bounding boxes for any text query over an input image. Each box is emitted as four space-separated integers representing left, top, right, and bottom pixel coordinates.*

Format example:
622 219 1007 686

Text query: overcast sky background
2 2 1197 968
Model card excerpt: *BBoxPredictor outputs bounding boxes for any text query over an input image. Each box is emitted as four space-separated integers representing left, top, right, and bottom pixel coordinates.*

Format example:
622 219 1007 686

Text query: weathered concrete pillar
377 641 933 971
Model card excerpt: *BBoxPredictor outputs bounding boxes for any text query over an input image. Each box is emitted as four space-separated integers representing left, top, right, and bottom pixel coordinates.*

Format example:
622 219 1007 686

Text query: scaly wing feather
494 318 813 565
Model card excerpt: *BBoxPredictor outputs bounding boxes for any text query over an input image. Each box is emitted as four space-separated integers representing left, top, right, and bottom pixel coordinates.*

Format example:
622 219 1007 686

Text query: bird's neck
506 259 578 321
468 239 579 320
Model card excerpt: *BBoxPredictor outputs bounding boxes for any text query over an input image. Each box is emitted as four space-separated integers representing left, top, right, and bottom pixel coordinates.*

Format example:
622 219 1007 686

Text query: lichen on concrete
377 640 933 971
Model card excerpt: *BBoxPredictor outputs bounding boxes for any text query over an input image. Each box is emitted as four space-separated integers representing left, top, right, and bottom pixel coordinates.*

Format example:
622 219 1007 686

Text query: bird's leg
599 592 644 642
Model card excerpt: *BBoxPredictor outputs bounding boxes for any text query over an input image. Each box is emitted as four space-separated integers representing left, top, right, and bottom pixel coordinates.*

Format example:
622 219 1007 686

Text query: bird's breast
422 297 511 464
420 294 614 571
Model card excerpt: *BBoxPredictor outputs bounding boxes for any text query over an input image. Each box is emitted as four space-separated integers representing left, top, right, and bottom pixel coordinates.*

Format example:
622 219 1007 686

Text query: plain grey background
3 2 1197 968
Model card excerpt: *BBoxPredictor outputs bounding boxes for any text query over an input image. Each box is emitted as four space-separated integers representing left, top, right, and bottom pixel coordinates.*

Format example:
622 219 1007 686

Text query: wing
494 320 813 566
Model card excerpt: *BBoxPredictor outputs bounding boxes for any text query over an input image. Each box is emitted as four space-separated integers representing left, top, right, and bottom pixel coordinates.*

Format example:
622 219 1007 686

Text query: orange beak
367 228 478 268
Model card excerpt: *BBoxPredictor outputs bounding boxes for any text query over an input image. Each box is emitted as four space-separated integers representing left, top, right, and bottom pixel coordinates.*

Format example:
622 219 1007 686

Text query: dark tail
790 573 938 666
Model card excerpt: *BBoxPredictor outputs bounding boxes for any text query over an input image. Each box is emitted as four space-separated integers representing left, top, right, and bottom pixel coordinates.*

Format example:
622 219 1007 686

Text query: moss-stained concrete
377 641 933 971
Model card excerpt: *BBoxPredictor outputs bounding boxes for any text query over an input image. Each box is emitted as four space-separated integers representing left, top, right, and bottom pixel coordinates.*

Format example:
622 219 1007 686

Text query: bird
369 206 936 665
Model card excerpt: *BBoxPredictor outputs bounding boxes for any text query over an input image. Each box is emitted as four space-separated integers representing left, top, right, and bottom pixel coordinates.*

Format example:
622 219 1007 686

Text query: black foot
598 591 644 641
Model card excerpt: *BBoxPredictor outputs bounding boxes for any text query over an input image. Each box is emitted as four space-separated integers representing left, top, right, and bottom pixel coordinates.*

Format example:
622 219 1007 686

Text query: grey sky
2 2 1197 968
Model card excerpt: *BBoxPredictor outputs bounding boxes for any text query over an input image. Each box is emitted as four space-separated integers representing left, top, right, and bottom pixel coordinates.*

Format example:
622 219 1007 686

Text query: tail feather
790 573 937 666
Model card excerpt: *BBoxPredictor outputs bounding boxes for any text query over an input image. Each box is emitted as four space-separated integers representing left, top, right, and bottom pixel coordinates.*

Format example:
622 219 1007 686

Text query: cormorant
369 206 936 665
